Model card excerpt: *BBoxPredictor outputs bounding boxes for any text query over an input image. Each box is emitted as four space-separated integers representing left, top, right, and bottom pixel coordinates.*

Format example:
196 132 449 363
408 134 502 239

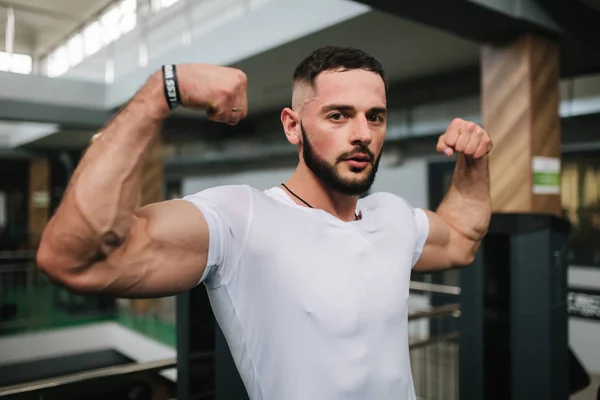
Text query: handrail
408 303 460 321
410 331 460 350
409 281 461 295
0 357 179 396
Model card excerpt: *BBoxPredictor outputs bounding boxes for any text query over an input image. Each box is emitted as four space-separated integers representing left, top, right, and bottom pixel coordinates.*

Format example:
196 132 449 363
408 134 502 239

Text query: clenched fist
436 118 493 159
171 64 248 125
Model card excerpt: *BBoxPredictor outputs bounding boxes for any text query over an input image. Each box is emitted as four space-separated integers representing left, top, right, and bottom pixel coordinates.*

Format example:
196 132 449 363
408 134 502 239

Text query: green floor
1 280 176 348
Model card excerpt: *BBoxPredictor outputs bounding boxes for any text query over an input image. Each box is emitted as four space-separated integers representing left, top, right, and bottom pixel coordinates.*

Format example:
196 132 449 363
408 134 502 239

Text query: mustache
336 146 375 163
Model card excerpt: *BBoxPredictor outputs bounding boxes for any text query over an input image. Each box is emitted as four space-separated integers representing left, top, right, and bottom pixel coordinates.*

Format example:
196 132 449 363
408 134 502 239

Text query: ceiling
0 0 114 57
18 9 481 150
229 10 480 115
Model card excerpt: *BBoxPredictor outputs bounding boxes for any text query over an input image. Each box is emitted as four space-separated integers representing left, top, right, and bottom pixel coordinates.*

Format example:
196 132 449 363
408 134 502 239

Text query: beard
301 124 381 196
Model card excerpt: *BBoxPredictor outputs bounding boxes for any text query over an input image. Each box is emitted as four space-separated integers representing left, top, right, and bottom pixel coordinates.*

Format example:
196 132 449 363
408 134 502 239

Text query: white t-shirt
184 185 429 400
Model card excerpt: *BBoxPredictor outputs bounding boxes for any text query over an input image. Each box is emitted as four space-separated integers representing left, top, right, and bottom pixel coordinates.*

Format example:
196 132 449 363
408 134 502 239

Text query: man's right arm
37 64 248 298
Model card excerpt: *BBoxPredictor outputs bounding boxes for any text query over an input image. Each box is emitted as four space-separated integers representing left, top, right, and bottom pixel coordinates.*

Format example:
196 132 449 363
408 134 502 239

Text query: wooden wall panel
140 137 165 207
481 34 562 216
28 158 50 248
529 36 562 216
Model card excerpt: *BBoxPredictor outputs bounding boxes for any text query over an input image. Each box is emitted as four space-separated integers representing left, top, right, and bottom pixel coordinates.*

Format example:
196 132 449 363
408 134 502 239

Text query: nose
350 114 372 146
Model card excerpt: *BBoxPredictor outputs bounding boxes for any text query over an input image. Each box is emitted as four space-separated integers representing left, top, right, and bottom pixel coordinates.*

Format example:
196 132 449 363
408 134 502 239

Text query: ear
281 108 301 145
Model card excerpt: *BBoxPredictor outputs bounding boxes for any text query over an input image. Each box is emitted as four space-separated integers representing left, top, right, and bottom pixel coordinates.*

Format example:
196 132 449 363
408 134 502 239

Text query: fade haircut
293 46 388 93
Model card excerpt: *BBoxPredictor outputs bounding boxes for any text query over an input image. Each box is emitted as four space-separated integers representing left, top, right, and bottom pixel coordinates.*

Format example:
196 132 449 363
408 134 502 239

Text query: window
43 0 140 78
0 52 33 74
0 52 10 71
151 0 181 12
47 46 69 77
83 22 103 56
100 5 122 45
120 12 137 34
121 0 136 14
10 53 32 74
67 34 84 66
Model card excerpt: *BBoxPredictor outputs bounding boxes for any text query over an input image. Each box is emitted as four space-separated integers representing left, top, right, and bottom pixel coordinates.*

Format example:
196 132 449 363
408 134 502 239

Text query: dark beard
301 124 381 196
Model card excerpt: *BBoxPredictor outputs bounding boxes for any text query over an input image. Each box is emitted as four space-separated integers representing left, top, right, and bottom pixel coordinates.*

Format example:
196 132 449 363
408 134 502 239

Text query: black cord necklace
280 183 360 221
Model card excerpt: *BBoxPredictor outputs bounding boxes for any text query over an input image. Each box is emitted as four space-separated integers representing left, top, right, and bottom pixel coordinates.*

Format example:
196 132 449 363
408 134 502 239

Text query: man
38 46 492 399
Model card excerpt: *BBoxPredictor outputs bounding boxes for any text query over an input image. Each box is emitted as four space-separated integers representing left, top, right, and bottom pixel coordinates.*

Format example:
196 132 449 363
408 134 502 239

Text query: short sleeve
412 208 430 267
183 185 253 288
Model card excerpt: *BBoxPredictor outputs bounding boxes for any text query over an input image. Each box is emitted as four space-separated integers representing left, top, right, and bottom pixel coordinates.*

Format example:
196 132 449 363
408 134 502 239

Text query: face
294 69 387 196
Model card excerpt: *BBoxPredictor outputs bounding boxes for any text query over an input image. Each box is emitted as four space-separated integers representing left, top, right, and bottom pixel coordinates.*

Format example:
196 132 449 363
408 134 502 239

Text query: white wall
182 156 429 207
183 167 295 195
371 156 429 208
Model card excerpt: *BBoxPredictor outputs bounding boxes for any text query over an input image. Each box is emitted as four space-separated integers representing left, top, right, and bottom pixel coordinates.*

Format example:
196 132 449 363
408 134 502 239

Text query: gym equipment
460 213 571 400
177 286 249 400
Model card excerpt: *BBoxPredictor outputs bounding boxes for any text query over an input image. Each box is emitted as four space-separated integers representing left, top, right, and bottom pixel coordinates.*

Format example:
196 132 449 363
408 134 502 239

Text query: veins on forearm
437 155 492 242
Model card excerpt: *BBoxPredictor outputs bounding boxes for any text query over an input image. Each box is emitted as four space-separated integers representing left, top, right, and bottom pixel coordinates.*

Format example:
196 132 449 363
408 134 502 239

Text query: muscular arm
413 120 492 272
37 64 248 297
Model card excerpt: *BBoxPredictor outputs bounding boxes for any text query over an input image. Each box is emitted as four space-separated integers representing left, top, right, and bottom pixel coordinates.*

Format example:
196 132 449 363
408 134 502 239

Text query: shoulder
360 191 415 213
182 184 279 213
184 184 252 202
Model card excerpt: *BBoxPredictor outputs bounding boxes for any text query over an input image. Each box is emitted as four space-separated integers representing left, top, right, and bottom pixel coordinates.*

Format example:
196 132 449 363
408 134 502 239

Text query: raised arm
413 118 493 272
36 64 248 298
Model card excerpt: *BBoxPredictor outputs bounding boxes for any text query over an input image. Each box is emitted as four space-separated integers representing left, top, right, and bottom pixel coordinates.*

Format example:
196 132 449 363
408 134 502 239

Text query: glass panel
100 6 122 45
120 0 137 14
10 53 32 74
83 22 103 56
47 46 69 77
161 0 181 8
67 34 84 66
120 12 137 34
0 52 10 71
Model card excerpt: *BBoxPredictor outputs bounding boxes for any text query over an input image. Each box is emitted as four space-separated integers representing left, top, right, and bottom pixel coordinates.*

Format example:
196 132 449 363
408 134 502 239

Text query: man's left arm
413 118 493 272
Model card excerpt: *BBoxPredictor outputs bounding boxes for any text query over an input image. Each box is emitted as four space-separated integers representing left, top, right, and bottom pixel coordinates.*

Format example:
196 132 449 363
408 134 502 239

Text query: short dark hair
293 46 387 92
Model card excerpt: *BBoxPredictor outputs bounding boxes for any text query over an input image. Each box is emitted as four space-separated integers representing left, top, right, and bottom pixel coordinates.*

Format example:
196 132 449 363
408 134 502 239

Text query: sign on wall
568 287 600 321
532 156 561 195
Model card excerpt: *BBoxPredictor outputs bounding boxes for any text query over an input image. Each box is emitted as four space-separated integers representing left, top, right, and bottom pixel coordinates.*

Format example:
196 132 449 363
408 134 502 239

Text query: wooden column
28 158 51 249
140 137 165 207
131 136 165 317
482 34 562 216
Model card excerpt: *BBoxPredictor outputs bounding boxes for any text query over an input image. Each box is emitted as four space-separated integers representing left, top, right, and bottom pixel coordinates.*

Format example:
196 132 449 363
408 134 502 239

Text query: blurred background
0 0 600 399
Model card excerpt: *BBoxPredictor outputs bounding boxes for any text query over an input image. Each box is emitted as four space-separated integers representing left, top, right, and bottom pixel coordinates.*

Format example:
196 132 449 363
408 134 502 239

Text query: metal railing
409 282 461 400
0 357 178 397
0 253 119 335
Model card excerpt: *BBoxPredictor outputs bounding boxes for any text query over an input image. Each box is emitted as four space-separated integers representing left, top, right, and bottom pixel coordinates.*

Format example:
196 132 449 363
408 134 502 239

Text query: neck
283 164 359 222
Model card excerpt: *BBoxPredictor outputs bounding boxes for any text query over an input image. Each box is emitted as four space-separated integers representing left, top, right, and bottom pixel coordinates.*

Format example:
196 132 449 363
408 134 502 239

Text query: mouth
344 154 372 169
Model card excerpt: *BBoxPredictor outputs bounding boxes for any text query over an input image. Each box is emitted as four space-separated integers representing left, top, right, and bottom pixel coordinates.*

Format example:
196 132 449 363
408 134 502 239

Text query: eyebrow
321 104 388 114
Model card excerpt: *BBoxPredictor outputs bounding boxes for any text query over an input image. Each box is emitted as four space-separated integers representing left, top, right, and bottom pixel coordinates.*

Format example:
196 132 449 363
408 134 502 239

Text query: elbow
36 241 92 293
452 241 482 268
455 253 476 268
36 241 72 289
36 239 58 278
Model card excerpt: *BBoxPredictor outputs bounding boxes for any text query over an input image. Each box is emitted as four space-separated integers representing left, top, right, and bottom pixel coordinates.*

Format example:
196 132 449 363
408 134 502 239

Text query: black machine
459 213 590 400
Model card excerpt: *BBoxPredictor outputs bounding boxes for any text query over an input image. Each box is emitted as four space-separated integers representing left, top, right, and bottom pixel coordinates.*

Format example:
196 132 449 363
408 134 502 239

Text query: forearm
437 154 492 247
40 74 169 270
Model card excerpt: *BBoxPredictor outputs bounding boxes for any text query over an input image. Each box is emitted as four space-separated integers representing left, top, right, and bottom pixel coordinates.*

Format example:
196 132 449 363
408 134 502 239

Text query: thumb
436 135 454 157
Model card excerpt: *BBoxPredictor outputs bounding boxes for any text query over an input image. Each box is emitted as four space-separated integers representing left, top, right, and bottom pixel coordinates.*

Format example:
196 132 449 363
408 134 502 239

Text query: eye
328 112 345 121
368 113 385 123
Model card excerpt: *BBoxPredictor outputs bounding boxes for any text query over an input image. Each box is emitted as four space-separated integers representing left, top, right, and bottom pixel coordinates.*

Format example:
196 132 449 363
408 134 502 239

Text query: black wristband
162 64 181 110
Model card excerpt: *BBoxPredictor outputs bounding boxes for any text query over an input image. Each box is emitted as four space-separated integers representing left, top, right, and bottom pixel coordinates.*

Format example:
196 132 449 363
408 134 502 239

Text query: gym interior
1 0 600 399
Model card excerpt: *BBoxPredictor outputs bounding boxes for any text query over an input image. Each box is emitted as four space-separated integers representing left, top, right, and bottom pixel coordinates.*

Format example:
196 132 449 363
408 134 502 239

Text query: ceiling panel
0 0 115 57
